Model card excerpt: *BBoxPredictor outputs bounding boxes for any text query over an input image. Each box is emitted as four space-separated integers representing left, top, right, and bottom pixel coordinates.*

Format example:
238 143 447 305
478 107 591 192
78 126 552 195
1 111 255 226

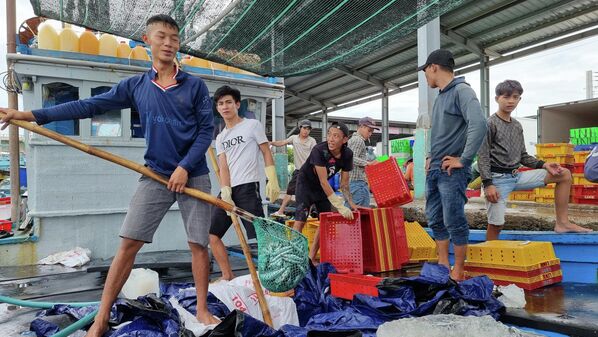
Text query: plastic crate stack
534 143 574 204
404 221 438 263
509 167 535 201
325 157 415 300
570 127 598 145
285 218 320 259
464 240 562 290
570 147 598 205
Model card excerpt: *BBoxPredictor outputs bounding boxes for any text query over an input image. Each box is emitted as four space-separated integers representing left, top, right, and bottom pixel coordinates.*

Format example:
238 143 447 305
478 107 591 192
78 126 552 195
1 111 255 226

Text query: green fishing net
254 217 309 292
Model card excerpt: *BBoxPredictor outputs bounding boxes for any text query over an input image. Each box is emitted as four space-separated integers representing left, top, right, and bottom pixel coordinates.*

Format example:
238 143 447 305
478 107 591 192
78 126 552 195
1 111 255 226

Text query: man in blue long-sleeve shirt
1 14 220 336
418 49 487 281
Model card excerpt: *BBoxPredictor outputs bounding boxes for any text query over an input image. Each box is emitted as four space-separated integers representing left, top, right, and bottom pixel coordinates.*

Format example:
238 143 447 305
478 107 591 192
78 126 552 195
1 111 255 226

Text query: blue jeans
349 180 370 207
425 168 471 246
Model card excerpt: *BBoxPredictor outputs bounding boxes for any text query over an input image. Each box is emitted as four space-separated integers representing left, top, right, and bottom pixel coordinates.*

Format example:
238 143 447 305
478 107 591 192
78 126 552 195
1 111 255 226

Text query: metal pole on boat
5 0 20 223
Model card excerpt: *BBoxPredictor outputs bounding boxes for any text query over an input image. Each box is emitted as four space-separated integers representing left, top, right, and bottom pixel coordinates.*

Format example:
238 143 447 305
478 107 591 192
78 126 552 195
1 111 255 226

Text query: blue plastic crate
574 144 597 151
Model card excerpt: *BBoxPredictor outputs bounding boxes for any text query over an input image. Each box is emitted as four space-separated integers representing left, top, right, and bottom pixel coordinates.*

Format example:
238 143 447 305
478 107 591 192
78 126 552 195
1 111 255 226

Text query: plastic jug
120 268 160 299
79 30 99 55
131 45 150 61
116 41 132 59
59 24 79 53
37 22 59 50
98 33 117 57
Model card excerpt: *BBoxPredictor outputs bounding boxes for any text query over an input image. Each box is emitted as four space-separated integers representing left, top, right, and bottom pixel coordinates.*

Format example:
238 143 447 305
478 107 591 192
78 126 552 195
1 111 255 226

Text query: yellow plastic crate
536 154 574 165
509 190 535 201
536 143 574 156
467 240 556 269
465 257 560 271
534 184 556 198
535 197 554 204
404 221 437 262
286 218 320 258
574 151 590 163
465 269 562 284
573 173 597 185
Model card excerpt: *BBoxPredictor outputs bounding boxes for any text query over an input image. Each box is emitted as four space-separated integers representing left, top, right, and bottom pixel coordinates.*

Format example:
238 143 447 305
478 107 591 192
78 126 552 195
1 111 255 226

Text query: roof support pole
272 91 286 147
6 0 20 222
382 88 390 156
321 108 328 141
480 55 490 117
414 15 439 199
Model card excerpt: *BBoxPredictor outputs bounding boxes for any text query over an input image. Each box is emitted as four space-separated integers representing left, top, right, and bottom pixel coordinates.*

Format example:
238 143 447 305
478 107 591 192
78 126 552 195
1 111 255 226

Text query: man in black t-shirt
293 122 357 262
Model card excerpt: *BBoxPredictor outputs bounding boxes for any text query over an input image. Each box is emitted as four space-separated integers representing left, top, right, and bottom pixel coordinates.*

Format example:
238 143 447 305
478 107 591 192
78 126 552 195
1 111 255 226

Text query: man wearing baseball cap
418 48 487 281
293 121 356 263
270 119 317 216
347 117 379 206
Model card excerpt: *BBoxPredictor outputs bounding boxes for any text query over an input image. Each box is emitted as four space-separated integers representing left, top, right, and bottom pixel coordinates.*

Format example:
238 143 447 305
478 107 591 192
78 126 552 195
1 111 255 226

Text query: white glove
265 165 281 202
328 194 354 220
221 186 234 215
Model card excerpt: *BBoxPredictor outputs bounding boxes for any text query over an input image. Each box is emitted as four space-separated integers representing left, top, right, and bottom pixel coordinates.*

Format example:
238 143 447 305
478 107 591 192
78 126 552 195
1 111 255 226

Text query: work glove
328 194 354 220
265 165 281 202
221 186 234 215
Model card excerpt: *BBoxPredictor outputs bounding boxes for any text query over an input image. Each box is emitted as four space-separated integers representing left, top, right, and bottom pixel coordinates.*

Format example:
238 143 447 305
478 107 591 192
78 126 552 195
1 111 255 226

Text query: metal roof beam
447 0 526 30
458 27 598 74
285 88 336 109
441 26 501 57
470 0 578 40
484 4 598 48
333 65 399 89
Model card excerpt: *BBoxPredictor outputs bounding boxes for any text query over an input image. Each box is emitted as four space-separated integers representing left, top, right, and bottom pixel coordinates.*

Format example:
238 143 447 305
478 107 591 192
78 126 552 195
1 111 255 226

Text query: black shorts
286 170 299 195
210 182 264 240
294 172 331 222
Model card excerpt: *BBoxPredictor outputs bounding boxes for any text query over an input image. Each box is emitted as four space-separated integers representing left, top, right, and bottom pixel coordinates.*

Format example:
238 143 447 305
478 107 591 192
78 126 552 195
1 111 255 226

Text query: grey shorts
120 174 212 246
487 169 547 226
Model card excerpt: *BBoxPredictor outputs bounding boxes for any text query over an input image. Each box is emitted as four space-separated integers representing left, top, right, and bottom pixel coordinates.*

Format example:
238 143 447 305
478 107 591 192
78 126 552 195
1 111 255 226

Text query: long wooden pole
207 147 273 327
0 113 274 326
6 0 20 223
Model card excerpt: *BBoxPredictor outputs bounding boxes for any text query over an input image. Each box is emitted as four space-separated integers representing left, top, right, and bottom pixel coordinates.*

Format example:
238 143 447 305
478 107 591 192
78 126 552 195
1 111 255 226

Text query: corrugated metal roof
282 0 598 120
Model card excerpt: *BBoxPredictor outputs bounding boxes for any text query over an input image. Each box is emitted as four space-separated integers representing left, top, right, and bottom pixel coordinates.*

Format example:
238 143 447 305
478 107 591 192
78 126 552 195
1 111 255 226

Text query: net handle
207 147 273 327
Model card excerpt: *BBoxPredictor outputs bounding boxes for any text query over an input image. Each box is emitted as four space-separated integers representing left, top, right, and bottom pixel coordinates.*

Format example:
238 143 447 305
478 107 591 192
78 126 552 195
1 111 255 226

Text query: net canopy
29 0 464 77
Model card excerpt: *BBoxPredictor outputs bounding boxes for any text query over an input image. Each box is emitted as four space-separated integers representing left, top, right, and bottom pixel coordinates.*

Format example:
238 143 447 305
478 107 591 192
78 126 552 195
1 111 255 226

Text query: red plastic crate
329 273 383 300
365 158 412 207
360 206 409 273
319 211 363 274
0 197 10 205
464 263 561 278
571 196 598 205
466 189 481 198
492 275 562 290
572 163 585 174
571 185 598 198
0 219 11 232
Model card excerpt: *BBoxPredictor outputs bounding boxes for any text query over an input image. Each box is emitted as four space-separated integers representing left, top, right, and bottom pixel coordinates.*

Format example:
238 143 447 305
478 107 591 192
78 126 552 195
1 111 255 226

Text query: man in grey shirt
347 117 379 207
419 49 487 281
478 80 592 240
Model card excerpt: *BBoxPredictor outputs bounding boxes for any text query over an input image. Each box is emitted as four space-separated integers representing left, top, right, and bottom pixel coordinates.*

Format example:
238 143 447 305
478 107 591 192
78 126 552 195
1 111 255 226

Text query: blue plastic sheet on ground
31 262 503 337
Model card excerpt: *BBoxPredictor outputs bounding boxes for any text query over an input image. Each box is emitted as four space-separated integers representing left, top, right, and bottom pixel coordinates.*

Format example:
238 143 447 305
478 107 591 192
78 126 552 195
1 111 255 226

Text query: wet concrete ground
402 197 598 231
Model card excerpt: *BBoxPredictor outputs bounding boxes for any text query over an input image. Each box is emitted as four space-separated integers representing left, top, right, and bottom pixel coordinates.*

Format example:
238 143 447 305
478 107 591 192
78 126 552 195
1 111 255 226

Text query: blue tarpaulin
31 263 504 337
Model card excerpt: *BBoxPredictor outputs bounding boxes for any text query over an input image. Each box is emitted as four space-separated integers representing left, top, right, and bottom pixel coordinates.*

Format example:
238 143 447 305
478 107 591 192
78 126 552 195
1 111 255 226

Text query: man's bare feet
554 222 593 233
197 311 221 325
449 269 465 282
85 320 109 337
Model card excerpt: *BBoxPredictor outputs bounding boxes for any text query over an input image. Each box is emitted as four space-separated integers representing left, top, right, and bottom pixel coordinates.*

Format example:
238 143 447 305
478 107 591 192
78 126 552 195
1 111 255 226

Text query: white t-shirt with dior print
216 118 268 187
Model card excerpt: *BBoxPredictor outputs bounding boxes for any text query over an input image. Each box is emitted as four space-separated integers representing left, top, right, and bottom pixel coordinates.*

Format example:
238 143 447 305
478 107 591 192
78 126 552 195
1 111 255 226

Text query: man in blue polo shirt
1 14 220 335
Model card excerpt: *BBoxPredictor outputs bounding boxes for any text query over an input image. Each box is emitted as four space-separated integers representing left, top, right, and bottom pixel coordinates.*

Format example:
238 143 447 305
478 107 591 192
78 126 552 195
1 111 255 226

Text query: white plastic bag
497 284 527 309
38 247 91 267
120 268 160 299
208 275 299 329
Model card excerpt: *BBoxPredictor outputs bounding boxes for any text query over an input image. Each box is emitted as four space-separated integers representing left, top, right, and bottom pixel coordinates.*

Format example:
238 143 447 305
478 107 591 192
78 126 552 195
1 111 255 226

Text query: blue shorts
487 169 547 226
425 168 471 246
349 180 370 207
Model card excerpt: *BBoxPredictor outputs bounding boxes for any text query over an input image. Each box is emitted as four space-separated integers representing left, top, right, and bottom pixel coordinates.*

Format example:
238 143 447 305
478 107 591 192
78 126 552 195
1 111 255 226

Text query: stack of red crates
570 150 598 205
326 157 413 300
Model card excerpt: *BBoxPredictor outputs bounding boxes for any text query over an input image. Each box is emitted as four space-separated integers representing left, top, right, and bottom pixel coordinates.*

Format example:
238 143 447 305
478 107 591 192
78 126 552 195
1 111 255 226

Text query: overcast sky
1 0 597 130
